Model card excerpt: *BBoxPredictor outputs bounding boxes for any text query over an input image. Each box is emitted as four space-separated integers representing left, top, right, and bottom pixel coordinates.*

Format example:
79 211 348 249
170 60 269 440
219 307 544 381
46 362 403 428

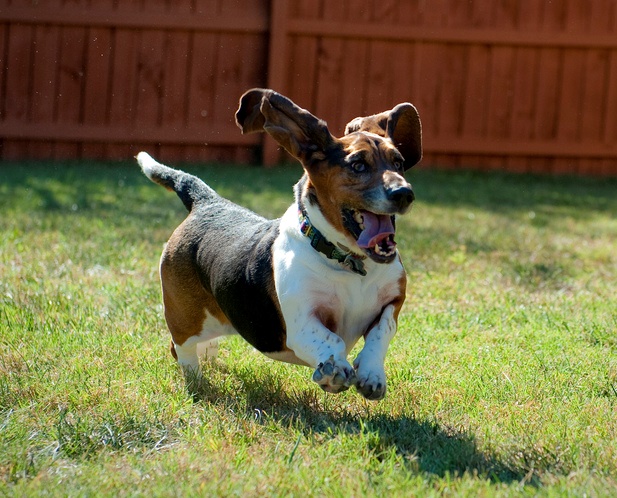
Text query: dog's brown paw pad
312 355 357 393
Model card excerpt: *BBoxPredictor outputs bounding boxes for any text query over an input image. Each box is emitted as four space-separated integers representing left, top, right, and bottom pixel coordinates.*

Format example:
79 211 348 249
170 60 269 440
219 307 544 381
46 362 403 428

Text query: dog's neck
297 204 367 276
294 176 367 276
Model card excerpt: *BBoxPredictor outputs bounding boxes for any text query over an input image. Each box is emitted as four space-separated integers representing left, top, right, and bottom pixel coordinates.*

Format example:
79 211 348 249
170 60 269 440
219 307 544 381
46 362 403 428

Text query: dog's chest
273 205 404 352
312 272 400 349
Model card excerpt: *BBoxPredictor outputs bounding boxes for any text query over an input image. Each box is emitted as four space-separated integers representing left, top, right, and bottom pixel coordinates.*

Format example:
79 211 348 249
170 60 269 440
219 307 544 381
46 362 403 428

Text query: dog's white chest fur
272 204 405 365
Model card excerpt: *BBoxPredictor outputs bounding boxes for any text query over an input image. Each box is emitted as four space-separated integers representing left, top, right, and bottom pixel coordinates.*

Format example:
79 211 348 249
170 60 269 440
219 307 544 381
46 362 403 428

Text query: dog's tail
136 152 216 212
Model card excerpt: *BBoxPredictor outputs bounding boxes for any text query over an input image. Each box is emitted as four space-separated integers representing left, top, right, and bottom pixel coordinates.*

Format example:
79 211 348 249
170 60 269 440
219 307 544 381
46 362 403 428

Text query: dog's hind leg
167 304 234 385
160 241 235 381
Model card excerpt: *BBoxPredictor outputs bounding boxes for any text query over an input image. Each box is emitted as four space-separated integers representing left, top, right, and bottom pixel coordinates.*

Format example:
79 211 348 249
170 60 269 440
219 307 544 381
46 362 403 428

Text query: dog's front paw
353 356 387 400
355 370 387 400
312 355 357 393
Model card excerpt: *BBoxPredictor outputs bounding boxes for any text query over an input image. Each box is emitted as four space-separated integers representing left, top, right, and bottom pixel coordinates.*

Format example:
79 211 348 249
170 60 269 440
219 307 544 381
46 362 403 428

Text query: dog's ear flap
345 103 422 170
236 88 334 161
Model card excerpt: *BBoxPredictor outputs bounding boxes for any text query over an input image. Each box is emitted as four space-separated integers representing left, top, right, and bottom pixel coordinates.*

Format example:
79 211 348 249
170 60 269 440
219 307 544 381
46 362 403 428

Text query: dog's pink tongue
357 211 395 249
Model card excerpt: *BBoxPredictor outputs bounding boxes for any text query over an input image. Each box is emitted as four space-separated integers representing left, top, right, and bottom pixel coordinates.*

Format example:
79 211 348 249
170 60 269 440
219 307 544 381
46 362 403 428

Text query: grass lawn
1 159 616 497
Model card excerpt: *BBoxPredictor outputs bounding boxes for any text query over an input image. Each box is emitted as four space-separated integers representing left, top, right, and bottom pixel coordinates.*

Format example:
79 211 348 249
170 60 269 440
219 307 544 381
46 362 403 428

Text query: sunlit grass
1 160 616 496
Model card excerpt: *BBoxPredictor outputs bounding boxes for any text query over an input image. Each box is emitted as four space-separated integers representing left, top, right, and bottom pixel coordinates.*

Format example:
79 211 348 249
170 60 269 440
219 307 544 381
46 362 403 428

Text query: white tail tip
135 151 159 179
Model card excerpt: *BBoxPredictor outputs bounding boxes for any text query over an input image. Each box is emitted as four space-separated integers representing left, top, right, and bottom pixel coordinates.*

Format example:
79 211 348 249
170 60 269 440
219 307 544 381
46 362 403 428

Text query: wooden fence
1 0 617 175
0 0 269 163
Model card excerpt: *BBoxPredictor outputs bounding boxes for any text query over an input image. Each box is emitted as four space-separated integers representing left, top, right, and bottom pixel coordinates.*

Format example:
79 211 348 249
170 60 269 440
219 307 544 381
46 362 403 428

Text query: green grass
1 159 616 496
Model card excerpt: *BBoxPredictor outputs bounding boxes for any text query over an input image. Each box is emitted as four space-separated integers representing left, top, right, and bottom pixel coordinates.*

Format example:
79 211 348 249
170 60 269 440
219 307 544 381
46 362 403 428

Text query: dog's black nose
387 185 415 210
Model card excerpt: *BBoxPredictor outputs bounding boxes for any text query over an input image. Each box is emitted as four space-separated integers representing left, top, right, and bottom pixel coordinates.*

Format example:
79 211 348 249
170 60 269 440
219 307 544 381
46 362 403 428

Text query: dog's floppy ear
345 103 422 169
236 88 334 162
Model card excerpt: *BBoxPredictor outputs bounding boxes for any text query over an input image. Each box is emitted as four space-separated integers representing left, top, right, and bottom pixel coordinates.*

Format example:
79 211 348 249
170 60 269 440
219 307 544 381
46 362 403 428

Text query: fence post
263 0 289 166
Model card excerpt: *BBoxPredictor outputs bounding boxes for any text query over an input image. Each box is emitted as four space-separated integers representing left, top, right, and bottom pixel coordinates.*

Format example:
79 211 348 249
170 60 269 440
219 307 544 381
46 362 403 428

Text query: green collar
298 206 367 276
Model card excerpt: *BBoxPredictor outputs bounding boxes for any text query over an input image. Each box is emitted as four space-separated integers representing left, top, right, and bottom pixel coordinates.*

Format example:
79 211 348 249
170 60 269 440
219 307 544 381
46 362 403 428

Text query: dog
136 88 421 400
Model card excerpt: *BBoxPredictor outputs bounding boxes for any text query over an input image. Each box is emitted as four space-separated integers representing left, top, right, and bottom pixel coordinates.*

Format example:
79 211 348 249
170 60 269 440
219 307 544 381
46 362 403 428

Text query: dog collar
298 206 367 276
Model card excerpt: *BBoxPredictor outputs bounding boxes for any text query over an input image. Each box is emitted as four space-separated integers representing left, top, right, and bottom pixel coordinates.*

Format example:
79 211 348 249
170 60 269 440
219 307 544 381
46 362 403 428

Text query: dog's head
235 88 422 264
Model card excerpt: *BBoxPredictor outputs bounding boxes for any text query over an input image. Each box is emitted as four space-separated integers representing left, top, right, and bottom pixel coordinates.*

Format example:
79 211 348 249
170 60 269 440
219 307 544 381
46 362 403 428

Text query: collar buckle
342 253 367 276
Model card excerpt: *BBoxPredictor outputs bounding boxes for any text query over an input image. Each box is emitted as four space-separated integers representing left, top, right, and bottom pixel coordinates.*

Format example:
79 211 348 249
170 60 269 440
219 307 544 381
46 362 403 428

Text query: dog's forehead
341 131 398 155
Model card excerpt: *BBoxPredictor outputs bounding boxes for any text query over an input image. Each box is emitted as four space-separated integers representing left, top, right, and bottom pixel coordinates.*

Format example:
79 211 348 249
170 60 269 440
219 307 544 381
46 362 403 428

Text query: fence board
0 20 6 122
433 0 467 169
287 0 321 112
161 1 193 167
29 23 59 159
339 0 371 129
158 25 191 162
185 30 220 162
507 0 543 173
211 33 246 162
133 2 166 159
105 0 141 159
507 47 538 173
285 18 617 50
106 32 137 159
602 52 617 175
1 5 268 33
234 32 268 162
415 42 442 167
314 3 345 133
3 24 32 160
81 0 114 159
55 25 87 158
579 50 610 175
0 120 257 146
555 56 586 174
263 0 290 165
137 29 165 127
365 0 397 122
461 44 490 168
459 2 493 169
482 1 513 170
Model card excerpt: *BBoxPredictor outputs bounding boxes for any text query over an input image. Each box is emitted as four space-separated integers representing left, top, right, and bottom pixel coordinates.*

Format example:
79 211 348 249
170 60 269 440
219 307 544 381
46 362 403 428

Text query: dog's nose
387 184 415 210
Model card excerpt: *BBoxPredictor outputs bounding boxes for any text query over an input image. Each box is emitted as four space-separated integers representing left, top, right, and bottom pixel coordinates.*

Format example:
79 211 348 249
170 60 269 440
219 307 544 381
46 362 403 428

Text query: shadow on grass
188 363 539 486
0 160 298 211
2 162 615 251
3 160 615 219
0 161 304 243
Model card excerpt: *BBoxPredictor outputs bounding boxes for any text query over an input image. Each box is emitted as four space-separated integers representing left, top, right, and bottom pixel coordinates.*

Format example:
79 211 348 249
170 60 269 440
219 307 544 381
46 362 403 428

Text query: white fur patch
136 151 159 180
174 318 236 375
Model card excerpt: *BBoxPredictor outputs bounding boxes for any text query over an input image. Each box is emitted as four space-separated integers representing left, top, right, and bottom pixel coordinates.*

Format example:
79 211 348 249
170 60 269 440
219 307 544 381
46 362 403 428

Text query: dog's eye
393 161 403 172
350 161 367 173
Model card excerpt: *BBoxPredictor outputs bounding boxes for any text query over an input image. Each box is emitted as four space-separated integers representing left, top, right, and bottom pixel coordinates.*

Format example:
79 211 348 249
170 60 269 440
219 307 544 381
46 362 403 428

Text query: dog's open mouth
343 209 397 263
